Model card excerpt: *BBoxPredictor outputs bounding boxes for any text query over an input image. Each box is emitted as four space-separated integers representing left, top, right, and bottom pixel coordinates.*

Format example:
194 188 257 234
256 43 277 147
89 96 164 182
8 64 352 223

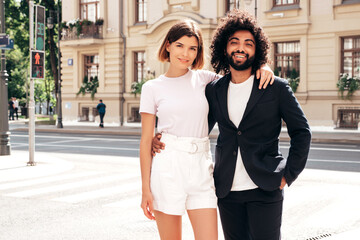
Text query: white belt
161 133 210 154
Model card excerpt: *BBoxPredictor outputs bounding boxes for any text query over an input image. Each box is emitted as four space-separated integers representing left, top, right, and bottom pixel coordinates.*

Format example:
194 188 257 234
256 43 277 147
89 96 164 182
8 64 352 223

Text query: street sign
0 34 9 47
35 5 45 51
30 50 45 79
0 39 14 50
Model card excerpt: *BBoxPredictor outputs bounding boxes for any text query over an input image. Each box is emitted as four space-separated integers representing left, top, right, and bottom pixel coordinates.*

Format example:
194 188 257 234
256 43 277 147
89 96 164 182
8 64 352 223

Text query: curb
11 127 142 136
9 127 360 144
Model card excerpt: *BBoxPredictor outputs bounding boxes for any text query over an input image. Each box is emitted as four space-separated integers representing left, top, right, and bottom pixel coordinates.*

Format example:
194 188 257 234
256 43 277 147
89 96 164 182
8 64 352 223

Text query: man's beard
226 51 255 71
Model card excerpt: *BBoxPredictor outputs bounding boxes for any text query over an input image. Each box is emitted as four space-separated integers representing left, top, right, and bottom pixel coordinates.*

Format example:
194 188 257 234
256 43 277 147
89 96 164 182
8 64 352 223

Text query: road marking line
4 174 138 198
41 139 88 144
279 146 360 152
52 181 140 203
11 134 140 142
0 172 101 190
104 195 141 208
33 144 139 151
308 159 360 164
308 147 360 152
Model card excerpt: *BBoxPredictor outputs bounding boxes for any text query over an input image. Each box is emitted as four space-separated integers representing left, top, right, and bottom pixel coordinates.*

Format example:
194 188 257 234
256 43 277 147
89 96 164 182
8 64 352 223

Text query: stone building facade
60 0 360 128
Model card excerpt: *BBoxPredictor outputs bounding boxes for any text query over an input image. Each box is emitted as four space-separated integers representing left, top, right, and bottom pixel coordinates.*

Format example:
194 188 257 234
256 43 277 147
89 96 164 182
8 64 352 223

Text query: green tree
5 0 30 102
43 72 55 114
34 80 46 114
5 0 61 109
6 46 28 101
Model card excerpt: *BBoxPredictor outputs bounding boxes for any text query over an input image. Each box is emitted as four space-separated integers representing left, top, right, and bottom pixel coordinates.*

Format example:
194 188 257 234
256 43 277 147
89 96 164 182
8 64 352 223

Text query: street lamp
47 7 63 128
0 0 10 155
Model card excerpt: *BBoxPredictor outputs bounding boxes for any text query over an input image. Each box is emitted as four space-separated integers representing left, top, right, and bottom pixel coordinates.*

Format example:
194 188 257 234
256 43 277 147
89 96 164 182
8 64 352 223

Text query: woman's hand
256 64 275 89
141 191 156 220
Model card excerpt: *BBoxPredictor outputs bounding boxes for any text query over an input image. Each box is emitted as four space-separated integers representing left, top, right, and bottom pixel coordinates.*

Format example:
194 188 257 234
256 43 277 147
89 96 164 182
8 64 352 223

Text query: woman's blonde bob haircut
158 19 204 70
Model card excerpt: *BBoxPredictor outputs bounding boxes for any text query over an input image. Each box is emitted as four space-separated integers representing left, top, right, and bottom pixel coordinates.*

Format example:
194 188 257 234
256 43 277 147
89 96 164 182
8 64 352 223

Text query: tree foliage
5 0 60 111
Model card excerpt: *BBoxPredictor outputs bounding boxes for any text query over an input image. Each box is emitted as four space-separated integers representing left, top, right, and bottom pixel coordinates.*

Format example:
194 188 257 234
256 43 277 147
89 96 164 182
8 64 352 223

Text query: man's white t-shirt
228 75 258 191
139 69 218 138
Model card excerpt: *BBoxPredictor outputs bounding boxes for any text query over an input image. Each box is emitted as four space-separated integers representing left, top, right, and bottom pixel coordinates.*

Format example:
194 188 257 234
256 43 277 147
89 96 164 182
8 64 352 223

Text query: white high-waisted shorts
150 133 217 215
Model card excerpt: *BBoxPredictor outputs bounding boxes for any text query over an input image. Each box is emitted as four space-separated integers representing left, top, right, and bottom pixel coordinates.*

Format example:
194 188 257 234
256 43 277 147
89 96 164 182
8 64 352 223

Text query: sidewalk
2 121 360 239
0 150 73 181
9 120 360 144
326 228 360 240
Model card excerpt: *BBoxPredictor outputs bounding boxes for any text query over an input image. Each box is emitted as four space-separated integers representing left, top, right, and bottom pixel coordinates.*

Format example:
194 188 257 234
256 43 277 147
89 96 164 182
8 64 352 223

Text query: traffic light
35 5 45 51
31 50 45 79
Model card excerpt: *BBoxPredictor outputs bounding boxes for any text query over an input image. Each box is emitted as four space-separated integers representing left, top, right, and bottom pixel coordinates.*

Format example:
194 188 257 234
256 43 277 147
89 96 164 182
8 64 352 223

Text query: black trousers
218 188 283 240
9 109 14 120
14 107 18 119
99 112 105 125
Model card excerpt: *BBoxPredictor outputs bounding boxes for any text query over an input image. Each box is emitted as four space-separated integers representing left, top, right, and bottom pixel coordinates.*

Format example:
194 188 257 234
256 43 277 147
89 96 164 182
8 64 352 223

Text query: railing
62 25 103 41
337 109 360 129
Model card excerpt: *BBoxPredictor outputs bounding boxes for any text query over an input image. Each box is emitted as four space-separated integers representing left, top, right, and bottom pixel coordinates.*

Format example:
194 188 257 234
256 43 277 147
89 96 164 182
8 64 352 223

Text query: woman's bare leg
187 208 218 240
154 210 182 240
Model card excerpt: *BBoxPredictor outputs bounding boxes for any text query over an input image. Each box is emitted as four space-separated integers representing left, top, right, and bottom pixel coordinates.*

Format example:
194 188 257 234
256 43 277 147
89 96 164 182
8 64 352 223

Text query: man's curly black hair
210 9 270 75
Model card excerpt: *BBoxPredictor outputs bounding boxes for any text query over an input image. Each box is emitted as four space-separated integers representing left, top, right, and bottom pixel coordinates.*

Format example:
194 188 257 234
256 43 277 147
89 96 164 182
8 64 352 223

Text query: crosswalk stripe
4 173 139 198
35 144 139 151
52 181 140 203
104 195 141 208
0 172 101 191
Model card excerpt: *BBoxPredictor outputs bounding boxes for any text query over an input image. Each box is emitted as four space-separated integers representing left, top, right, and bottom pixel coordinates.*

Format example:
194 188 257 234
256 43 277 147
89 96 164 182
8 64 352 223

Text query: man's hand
256 65 275 89
279 177 287 190
151 133 165 156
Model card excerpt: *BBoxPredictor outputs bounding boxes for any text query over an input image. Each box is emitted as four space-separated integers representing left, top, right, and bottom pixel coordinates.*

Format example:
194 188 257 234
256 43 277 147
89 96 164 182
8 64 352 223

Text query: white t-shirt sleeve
198 70 222 85
139 82 156 115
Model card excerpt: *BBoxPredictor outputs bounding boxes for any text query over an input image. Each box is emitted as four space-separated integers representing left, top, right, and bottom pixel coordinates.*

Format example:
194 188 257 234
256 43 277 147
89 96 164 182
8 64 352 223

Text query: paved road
1 132 359 239
9 131 360 172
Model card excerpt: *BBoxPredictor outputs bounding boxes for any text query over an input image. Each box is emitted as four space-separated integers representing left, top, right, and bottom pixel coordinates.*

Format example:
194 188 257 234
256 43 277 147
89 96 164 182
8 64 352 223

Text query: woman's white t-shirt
139 70 218 138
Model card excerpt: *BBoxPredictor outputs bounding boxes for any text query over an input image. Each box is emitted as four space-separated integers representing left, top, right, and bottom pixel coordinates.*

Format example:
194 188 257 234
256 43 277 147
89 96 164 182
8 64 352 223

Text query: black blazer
206 74 311 198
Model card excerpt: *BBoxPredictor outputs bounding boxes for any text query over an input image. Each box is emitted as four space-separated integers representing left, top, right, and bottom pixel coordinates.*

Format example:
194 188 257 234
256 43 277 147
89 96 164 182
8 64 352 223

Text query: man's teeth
235 55 245 59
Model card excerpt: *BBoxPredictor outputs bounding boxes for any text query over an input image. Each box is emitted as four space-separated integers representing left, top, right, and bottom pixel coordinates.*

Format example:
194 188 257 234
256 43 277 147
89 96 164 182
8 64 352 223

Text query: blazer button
237 131 242 135
233 151 237 156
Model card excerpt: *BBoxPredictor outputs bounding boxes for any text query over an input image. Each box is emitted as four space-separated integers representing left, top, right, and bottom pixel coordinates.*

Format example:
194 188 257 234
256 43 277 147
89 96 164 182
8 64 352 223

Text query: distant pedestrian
13 97 19 120
96 99 106 128
8 98 15 121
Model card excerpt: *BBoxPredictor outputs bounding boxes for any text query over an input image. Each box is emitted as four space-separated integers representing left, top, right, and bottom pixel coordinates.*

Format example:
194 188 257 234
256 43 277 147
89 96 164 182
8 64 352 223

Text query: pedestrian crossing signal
35 5 45 51
31 50 45 79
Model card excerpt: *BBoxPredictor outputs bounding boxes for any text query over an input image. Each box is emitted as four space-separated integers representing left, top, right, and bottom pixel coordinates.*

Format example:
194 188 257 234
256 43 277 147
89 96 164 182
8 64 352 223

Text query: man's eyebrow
228 37 255 44
245 39 255 44
228 37 239 41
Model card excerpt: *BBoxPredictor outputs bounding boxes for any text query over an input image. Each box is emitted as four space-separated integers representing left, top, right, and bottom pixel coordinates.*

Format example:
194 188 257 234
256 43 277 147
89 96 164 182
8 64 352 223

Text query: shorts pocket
151 149 173 172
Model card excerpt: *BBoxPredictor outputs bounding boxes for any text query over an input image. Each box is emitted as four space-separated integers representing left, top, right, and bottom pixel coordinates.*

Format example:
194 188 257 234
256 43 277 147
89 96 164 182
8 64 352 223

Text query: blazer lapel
242 77 265 122
215 74 237 129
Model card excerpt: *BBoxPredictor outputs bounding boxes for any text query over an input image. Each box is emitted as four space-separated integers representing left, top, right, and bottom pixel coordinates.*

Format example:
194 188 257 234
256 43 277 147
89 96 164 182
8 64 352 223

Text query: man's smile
232 52 248 61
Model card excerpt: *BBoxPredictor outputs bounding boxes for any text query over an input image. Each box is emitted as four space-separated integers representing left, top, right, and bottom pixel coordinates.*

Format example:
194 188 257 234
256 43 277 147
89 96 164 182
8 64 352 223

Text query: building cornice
139 11 217 35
